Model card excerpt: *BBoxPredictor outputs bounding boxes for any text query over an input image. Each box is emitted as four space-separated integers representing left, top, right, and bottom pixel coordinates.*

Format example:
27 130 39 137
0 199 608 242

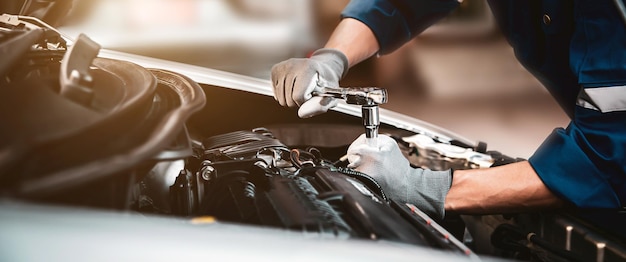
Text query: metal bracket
59 33 100 106
0 14 35 29
403 133 494 168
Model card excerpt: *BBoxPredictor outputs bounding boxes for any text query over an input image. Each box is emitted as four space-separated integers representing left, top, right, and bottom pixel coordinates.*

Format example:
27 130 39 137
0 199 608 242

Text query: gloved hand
347 134 452 219
271 48 349 118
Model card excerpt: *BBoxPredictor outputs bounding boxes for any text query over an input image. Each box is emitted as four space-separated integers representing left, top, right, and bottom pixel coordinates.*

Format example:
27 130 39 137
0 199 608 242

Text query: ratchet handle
311 86 388 106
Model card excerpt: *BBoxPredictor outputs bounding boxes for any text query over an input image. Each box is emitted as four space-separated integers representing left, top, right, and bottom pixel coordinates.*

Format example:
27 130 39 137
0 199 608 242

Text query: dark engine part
159 129 475 257
488 213 626 262
0 22 206 200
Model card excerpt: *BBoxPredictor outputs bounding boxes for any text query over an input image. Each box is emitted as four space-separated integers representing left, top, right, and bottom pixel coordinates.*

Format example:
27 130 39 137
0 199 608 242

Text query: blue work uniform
342 0 626 209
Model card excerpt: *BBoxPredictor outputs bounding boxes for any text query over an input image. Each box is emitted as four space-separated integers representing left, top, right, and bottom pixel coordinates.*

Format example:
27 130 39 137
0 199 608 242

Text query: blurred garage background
2 0 569 158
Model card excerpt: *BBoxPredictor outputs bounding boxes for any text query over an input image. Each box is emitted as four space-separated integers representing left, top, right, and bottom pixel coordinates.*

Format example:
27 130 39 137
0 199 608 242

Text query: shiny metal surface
312 86 387 139
362 105 379 139
402 134 493 170
312 86 388 105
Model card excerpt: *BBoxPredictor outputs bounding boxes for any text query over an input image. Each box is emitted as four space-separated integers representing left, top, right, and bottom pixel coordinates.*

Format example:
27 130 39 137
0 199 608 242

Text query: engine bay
0 14 488 257
2 14 625 262
152 128 472 255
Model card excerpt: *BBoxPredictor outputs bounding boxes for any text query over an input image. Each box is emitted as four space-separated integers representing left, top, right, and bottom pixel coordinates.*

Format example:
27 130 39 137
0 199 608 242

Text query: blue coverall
342 0 626 209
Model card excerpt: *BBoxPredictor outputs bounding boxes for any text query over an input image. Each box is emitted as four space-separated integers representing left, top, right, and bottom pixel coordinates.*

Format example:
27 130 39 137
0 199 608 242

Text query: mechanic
271 0 626 219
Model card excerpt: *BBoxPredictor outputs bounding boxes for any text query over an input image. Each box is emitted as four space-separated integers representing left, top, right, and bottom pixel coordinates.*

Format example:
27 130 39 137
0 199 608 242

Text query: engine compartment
2 14 625 262
0 16 485 258
154 128 471 255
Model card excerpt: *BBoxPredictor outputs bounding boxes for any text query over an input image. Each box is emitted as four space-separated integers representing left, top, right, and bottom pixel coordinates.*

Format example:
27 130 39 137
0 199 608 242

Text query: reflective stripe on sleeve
576 85 626 113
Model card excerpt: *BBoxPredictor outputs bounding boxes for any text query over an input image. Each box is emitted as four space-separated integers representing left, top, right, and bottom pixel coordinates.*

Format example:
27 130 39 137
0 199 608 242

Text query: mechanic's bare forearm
445 161 565 214
324 18 380 67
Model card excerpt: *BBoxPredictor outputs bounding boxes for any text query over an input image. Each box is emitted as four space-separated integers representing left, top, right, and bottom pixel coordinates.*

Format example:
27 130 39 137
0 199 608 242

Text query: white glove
271 48 348 118
347 134 452 219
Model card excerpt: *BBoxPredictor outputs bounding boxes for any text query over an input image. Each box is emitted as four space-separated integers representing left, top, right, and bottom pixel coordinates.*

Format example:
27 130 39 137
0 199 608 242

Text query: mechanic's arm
324 18 379 68
348 135 567 218
445 161 565 214
271 0 459 118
